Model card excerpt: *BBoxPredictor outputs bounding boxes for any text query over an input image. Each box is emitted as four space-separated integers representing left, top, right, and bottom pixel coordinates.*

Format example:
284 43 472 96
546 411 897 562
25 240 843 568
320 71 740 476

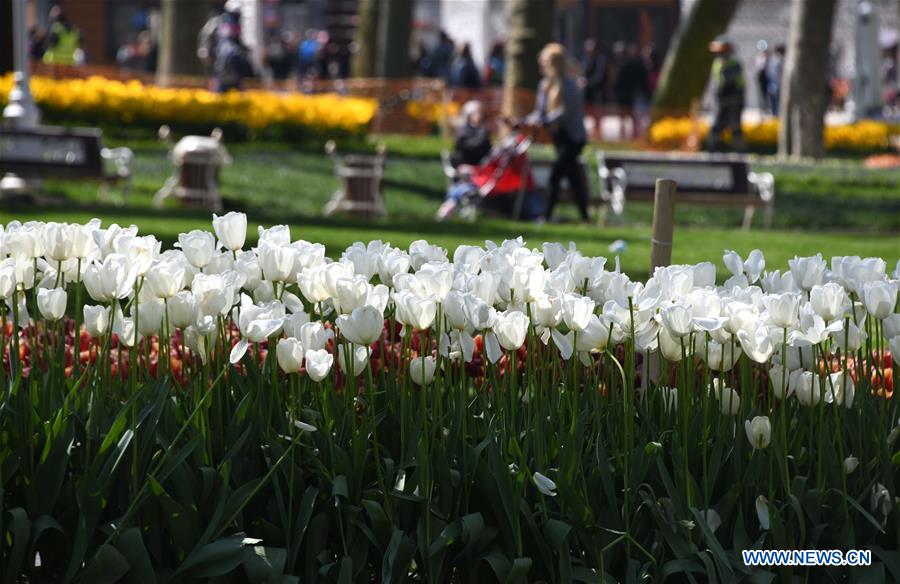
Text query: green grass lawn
4 135 898 277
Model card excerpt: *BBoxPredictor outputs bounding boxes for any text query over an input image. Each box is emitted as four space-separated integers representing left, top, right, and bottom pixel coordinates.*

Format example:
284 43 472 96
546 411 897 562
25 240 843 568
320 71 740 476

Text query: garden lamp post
2 0 42 196
3 0 41 128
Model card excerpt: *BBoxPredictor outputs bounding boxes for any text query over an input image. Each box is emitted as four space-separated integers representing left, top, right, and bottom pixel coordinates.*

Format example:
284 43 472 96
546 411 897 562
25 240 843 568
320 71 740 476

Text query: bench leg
741 205 756 231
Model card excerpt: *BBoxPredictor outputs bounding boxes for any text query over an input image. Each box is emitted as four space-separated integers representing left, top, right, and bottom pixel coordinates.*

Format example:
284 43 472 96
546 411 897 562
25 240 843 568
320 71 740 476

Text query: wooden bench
595 152 775 230
322 141 387 219
0 125 132 202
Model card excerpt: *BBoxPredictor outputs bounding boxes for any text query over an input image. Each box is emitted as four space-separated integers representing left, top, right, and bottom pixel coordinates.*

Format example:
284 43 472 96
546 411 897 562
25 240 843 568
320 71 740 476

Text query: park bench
595 151 775 230
322 141 388 219
0 125 133 202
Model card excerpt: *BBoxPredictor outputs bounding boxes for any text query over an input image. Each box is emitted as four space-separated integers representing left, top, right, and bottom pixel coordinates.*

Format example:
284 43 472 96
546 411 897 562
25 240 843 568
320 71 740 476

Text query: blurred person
198 0 242 77
214 21 252 92
528 43 589 223
643 43 662 93
882 42 898 108
266 31 296 81
451 100 492 169
581 39 609 105
448 43 482 89
754 40 770 113
28 26 46 61
118 31 157 72
430 31 455 78
437 100 493 219
298 29 320 78
766 44 785 115
415 40 432 77
706 36 746 152
43 6 82 65
484 41 505 87
613 43 651 138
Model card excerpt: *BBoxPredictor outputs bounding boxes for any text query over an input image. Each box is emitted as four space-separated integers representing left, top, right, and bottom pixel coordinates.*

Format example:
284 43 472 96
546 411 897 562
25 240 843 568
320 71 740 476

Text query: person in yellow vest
42 6 82 66
706 36 745 152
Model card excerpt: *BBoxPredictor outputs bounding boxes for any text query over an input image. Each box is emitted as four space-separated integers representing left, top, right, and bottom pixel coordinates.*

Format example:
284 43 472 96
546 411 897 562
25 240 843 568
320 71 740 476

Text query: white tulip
768 364 791 399
744 416 772 449
711 378 740 416
37 287 67 321
0 258 16 298
409 355 437 386
562 293 595 332
134 299 165 336
299 322 331 354
788 254 826 291
338 343 369 377
789 369 822 407
843 456 859 475
658 386 678 413
258 224 291 246
258 241 294 283
755 495 770 530
305 349 334 382
277 337 304 373
234 251 262 290
862 281 897 320
765 292 800 328
83 254 134 302
83 305 110 337
884 314 900 340
42 222 75 262
337 305 384 346
212 212 247 251
283 311 311 339
166 291 197 329
828 370 855 408
810 282 847 322
532 472 557 497
204 250 235 275
395 291 437 330
146 260 185 299
660 302 693 338
891 337 900 367
493 310 528 351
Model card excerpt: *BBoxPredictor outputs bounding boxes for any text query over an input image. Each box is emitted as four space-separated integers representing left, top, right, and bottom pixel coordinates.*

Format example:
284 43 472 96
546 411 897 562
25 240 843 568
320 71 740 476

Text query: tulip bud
744 416 771 449
532 472 557 497
409 355 437 386
37 287 67 321
277 337 304 374
862 281 898 320
135 299 165 336
146 260 185 299
711 379 740 416
843 456 859 475
493 310 529 351
0 258 16 298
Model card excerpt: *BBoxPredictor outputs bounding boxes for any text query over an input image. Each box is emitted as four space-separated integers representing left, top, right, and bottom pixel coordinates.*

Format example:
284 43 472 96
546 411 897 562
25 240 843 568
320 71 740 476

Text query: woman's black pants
545 134 589 221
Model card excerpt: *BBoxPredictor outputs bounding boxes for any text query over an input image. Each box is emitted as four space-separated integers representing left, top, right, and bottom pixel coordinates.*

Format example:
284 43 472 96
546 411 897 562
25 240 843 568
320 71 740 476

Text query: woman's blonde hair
539 43 567 78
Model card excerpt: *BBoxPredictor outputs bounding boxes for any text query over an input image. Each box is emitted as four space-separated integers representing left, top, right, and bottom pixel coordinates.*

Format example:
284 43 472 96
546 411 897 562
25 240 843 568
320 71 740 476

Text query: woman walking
529 43 589 223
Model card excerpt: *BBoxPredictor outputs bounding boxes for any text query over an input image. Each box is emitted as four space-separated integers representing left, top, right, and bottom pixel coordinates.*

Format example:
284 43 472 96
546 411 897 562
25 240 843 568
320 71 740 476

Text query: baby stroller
437 127 543 222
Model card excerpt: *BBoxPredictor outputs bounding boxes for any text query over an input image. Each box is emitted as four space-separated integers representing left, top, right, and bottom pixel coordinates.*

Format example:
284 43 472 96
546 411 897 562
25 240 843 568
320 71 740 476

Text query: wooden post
650 179 677 274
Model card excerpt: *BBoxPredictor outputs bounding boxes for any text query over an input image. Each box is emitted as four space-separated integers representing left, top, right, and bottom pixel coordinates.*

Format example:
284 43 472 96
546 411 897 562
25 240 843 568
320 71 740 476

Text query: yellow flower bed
0 74 378 134
406 100 460 125
650 116 898 152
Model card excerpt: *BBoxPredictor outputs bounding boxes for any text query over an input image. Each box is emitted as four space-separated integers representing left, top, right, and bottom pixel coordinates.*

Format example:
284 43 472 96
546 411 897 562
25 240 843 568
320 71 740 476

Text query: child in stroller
436 117 544 222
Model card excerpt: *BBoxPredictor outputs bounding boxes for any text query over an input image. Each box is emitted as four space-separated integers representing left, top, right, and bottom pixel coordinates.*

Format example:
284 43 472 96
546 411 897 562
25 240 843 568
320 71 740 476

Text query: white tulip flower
409 355 437 386
305 349 334 382
711 378 740 416
134 299 165 336
532 472 557 497
83 304 110 337
843 456 859 475
337 305 384 346
37 287 67 321
338 343 369 377
212 211 247 252
493 310 529 351
258 241 295 283
276 337 304 374
756 495 770 530
744 416 772 449
862 281 898 320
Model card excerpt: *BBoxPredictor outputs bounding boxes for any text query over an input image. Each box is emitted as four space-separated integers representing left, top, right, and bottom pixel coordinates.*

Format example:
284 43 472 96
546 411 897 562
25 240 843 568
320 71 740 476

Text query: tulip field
0 213 898 582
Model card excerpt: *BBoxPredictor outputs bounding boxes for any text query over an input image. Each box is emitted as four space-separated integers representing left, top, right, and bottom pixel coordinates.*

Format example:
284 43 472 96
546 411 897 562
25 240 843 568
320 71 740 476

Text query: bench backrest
0 126 105 179
601 153 749 194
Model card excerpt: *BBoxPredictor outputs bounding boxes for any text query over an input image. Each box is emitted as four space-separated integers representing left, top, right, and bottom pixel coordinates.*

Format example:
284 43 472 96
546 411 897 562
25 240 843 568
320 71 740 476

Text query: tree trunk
777 0 837 159
157 0 210 84
650 0 741 119
376 0 413 79
352 0 379 78
502 0 556 118
1 0 14 75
